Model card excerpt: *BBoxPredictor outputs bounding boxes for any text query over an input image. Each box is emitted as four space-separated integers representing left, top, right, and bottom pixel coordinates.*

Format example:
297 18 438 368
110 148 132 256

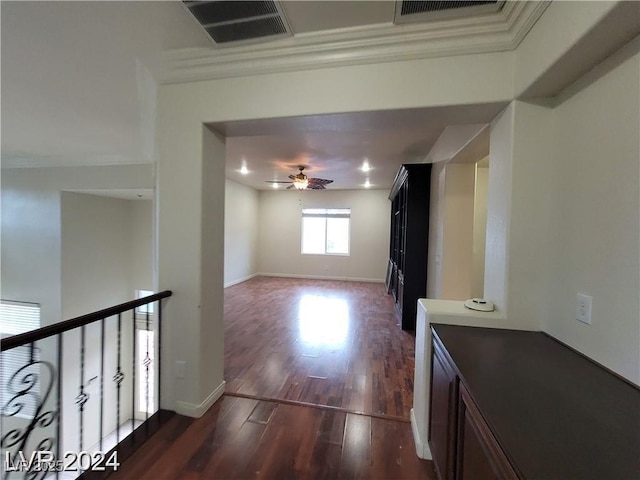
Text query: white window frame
0 300 41 419
301 208 351 256
135 290 155 315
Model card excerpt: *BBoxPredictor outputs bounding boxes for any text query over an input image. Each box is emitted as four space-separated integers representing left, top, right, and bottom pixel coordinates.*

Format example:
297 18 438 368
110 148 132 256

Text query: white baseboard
224 273 258 288
411 408 432 460
175 380 225 418
258 272 384 283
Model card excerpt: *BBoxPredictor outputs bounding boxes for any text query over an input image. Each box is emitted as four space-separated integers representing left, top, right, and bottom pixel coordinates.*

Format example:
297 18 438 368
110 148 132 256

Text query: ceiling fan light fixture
294 178 309 190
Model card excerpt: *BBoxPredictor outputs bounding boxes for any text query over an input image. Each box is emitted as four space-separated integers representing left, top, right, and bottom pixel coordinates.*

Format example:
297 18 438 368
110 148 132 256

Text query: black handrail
0 290 172 351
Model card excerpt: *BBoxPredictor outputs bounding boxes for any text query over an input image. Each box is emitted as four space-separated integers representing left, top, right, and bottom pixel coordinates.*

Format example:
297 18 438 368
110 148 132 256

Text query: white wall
224 179 259 287
440 163 475 300
61 192 133 317
488 42 640 382
484 104 514 314
471 165 489 298
257 189 390 282
1 166 154 453
1 164 152 326
427 161 488 301
1 179 62 328
543 47 639 382
427 161 446 299
60 192 137 454
131 200 154 293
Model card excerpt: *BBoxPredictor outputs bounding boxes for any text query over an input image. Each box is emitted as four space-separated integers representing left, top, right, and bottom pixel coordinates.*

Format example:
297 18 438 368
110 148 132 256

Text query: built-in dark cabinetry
386 164 431 330
456 383 517 480
429 324 640 480
429 342 457 480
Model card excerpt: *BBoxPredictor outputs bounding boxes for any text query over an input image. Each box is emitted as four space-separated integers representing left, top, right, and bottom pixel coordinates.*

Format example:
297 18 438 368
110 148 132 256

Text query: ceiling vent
183 1 292 47
395 1 506 24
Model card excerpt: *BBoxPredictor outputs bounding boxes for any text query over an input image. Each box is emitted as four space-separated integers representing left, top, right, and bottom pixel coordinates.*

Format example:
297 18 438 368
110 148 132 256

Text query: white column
156 120 226 417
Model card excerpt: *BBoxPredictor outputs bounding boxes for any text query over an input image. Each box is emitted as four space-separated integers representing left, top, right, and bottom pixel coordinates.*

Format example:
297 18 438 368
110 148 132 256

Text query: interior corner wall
198 126 226 405
513 0 620 96
224 179 259 287
257 189 390 282
427 161 446 299
60 191 138 455
1 172 62 328
507 101 554 332
484 104 514 314
61 192 133 318
471 165 489 298
1 164 153 327
130 199 154 292
542 48 640 383
440 163 475 300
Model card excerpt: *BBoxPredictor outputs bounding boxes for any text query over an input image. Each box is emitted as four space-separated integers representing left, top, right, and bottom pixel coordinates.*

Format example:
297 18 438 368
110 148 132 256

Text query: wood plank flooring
111 395 435 480
224 277 417 420
111 277 435 479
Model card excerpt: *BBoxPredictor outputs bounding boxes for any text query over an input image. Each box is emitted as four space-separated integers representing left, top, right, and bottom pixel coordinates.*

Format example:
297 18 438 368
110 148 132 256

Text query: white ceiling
2 1 541 193
213 104 505 190
1 1 209 168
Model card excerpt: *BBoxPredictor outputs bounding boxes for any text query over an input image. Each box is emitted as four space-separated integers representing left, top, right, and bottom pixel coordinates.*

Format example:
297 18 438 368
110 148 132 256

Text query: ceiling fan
265 166 334 190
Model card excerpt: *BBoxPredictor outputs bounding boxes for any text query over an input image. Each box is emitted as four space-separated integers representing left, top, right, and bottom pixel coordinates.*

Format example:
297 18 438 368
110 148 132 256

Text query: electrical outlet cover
576 294 592 324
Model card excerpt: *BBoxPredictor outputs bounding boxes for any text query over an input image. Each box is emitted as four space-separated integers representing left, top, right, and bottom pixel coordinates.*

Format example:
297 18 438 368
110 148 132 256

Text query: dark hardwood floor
111 396 435 480
112 277 435 479
224 277 417 420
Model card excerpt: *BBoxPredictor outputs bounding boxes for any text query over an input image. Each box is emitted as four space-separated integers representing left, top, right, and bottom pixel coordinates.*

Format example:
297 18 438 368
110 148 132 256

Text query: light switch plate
175 360 186 379
576 294 592 324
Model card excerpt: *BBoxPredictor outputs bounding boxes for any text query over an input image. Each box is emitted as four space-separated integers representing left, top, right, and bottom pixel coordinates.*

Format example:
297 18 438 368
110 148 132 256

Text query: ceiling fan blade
307 184 326 190
288 174 297 180
286 184 295 190
308 178 333 185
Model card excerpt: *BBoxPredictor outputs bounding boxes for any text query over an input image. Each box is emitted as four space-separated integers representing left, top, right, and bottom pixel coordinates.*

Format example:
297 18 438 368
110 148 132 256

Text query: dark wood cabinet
456 383 518 480
429 324 640 480
429 342 458 480
387 164 431 330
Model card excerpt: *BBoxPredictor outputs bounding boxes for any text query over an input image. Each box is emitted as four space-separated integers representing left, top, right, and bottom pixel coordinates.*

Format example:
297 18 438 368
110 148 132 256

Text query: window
135 290 155 315
301 208 350 255
0 300 41 418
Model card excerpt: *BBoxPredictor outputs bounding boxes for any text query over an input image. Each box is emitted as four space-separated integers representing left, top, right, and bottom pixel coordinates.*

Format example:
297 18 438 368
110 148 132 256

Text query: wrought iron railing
0 291 172 479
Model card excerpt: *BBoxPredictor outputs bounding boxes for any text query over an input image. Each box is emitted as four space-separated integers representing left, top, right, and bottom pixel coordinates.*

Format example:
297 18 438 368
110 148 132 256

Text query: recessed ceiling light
364 179 371 188
272 183 279 189
361 160 371 172
240 165 249 175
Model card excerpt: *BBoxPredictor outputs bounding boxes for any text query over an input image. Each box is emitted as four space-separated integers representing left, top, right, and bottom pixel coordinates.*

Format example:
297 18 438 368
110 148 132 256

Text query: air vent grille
206 16 287 44
183 0 291 46
395 0 505 24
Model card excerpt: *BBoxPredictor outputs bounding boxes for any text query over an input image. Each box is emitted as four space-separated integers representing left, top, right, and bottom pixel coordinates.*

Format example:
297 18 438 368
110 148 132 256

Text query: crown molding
160 1 550 84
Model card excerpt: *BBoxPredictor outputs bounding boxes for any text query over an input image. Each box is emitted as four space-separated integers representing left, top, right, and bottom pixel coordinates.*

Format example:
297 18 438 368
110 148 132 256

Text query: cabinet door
456 383 519 480
429 343 457 480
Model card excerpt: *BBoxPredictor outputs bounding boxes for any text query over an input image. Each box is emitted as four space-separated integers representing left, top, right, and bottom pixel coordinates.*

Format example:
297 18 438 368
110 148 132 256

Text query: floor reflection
298 294 349 347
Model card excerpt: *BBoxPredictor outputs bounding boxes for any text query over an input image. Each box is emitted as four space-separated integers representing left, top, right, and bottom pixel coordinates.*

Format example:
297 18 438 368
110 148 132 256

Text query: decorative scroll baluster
56 334 63 480
100 317 105 451
114 312 123 443
1 341 57 480
132 309 136 438
144 308 151 436
158 299 163 419
0 291 171 478
76 325 88 452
